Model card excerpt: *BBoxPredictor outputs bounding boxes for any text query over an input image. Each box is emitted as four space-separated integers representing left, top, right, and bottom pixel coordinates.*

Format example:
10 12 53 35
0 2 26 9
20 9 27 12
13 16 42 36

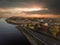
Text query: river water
0 18 30 45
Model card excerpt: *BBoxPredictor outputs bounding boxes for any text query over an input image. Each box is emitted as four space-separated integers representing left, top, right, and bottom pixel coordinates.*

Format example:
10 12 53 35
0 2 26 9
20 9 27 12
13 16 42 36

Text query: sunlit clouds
0 8 48 13
0 7 60 18
0 0 60 18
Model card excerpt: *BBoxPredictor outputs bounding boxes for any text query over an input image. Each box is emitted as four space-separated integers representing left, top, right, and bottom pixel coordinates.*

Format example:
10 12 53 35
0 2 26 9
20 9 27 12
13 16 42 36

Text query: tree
49 26 59 37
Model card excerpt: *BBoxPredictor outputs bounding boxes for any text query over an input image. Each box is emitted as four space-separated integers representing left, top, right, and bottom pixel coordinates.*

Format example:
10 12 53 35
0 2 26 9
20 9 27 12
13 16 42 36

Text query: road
19 26 60 45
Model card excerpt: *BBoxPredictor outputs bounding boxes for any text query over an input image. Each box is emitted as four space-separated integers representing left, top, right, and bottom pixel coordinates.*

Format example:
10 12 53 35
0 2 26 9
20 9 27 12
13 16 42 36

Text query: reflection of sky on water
0 18 30 45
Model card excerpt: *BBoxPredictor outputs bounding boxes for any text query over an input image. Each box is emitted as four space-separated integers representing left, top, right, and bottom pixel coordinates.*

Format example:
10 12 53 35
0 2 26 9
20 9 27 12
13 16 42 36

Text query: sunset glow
14 8 48 11
0 8 48 13
0 0 59 18
0 7 60 18
11 8 48 13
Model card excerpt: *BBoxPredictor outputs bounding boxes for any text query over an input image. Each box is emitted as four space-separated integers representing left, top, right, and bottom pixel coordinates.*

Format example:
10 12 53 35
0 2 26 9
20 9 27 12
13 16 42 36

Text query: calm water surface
0 18 30 45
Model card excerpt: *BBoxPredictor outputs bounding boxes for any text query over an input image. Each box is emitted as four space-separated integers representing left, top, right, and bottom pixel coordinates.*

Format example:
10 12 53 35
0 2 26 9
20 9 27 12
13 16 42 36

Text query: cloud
0 0 60 15
44 0 60 15
0 0 46 8
22 10 50 14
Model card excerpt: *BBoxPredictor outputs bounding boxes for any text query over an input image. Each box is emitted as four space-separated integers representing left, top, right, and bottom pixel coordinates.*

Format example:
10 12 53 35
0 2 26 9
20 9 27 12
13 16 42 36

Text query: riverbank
0 18 30 45
6 18 45 45
6 17 60 45
16 26 45 45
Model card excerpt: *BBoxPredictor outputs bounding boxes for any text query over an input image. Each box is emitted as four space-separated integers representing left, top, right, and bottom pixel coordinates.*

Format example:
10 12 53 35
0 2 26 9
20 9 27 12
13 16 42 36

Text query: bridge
16 23 60 45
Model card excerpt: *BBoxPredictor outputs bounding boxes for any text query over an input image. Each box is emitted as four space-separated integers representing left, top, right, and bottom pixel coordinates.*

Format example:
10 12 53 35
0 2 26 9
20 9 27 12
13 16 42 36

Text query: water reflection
0 18 30 45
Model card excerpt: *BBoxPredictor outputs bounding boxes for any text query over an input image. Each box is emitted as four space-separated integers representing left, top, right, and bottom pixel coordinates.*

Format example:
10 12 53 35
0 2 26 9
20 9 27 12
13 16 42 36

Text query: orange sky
0 7 60 18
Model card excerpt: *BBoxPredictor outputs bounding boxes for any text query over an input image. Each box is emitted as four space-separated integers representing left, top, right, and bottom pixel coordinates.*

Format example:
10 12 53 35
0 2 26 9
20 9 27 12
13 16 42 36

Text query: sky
0 0 60 18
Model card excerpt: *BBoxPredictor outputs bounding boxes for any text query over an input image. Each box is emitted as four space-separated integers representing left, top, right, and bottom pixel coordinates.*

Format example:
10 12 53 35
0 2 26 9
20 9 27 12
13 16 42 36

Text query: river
0 18 30 45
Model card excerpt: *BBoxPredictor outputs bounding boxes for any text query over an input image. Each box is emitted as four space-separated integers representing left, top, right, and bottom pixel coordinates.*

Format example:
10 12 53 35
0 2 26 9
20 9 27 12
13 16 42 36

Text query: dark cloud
0 0 26 8
0 0 60 15
45 0 60 15
0 0 42 8
22 10 50 14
